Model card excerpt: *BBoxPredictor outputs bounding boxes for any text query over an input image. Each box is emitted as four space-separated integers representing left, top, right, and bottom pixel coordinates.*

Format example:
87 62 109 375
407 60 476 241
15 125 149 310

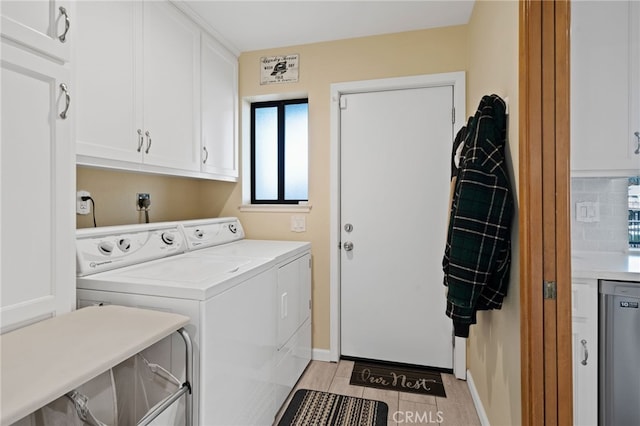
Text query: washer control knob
161 232 175 245
117 238 131 252
194 229 204 239
98 241 114 255
229 224 237 234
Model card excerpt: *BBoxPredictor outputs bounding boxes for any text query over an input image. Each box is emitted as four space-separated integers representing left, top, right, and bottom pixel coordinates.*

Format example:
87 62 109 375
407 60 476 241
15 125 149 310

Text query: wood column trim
520 1 572 424
554 2 574 425
519 0 545 423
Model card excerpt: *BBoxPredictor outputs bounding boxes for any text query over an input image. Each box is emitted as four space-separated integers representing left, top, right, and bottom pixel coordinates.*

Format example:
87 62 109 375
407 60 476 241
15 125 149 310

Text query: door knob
343 241 354 251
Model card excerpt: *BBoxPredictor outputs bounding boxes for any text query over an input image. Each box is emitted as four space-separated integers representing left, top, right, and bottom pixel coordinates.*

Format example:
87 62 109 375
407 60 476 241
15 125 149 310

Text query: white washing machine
76 218 312 425
179 219 312 410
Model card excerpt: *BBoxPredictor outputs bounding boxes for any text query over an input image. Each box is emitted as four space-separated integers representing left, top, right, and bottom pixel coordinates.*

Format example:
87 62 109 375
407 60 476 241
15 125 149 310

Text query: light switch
576 201 600 222
291 215 306 232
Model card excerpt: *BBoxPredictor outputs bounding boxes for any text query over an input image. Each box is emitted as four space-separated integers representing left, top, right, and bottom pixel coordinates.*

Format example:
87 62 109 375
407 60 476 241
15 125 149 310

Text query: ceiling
180 1 475 54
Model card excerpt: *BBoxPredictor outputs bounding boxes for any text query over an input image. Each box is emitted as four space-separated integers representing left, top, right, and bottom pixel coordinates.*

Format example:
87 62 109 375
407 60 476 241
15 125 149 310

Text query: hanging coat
442 94 514 338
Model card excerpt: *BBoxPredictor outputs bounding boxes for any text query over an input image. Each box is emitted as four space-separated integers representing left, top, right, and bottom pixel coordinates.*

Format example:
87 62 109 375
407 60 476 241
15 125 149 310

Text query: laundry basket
21 354 183 426
113 354 183 426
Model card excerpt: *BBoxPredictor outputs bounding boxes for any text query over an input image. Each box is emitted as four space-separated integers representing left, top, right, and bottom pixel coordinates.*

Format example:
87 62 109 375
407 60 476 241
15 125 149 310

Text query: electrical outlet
136 193 151 211
77 191 91 215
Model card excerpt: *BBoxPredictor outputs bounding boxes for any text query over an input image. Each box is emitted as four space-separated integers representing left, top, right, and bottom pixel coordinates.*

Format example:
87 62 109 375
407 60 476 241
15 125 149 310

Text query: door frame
329 72 467 378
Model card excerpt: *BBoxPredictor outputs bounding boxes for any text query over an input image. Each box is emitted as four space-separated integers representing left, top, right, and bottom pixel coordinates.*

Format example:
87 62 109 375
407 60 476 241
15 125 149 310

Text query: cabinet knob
634 131 639 155
203 146 209 164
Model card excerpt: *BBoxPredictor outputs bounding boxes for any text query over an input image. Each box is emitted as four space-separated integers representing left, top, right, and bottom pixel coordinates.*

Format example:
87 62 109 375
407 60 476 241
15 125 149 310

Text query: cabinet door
142 2 200 172
572 319 597 426
201 33 238 180
571 279 598 425
1 42 75 332
571 1 640 174
75 1 143 166
1 0 71 62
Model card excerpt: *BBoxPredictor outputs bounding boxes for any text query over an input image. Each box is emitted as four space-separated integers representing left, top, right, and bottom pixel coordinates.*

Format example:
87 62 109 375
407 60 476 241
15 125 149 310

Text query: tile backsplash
571 177 629 252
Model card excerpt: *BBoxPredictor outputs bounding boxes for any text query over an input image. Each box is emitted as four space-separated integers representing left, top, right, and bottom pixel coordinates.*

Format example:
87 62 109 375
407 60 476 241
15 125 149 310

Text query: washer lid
77 254 273 300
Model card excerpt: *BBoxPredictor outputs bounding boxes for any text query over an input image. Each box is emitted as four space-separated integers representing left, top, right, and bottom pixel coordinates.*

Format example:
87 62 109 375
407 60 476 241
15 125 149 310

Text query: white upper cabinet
75 1 141 165
142 1 200 172
201 33 239 181
571 0 640 176
76 1 232 178
1 0 71 63
1 15 75 331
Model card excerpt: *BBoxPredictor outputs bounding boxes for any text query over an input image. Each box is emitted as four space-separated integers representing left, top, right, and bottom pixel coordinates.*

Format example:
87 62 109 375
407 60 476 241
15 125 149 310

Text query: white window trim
241 92 309 209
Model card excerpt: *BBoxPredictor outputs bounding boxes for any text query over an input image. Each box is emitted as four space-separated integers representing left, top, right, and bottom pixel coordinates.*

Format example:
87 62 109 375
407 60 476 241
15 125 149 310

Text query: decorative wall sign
260 54 299 85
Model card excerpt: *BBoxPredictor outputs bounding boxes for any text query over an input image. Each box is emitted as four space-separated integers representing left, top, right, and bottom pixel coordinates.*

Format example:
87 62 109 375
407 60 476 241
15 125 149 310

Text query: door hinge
340 96 347 110
543 281 557 300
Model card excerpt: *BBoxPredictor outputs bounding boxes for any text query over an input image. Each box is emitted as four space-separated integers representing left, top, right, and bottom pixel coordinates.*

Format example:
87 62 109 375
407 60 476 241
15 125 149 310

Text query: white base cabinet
572 278 598 426
1 2 75 333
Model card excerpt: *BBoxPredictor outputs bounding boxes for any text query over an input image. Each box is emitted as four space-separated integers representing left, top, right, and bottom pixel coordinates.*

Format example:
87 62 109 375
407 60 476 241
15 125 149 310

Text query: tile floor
275 360 482 426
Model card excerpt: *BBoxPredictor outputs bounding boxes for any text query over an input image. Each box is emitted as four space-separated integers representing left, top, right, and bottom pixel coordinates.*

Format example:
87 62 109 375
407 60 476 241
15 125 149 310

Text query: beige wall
466 1 521 425
214 26 469 352
76 167 234 228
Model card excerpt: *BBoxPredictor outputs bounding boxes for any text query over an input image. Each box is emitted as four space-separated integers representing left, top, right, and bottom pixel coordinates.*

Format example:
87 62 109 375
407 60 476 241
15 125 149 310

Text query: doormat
277 389 388 426
350 361 446 397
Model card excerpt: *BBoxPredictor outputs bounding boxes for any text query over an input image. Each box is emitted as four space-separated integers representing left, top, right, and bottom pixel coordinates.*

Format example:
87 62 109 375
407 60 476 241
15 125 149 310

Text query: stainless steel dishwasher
599 280 640 425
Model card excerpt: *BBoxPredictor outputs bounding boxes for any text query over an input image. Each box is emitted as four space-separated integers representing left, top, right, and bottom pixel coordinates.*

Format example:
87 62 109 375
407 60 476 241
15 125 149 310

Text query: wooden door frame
519 1 573 425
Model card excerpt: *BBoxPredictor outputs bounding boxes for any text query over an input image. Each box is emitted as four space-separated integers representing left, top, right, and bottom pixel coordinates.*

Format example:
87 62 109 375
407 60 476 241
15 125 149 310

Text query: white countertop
572 251 640 281
0 305 189 425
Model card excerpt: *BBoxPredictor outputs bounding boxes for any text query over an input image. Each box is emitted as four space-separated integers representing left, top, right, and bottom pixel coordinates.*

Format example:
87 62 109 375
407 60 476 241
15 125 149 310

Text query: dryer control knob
194 229 204 239
161 232 175 245
98 241 114 255
118 238 131 252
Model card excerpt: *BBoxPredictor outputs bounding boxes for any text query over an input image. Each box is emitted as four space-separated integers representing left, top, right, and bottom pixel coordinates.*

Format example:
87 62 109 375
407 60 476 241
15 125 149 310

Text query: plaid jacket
442 94 513 338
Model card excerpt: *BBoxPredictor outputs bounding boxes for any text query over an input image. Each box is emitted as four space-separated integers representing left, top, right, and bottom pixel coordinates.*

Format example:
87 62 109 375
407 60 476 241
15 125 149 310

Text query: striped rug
277 389 388 426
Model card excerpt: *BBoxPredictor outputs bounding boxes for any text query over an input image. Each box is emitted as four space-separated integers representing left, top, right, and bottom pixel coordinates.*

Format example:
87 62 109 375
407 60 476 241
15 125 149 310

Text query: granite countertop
572 251 640 281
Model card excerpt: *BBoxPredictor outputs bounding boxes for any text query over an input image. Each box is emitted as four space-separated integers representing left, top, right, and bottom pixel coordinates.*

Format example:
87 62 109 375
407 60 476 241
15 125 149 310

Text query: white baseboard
467 369 490 426
312 348 333 362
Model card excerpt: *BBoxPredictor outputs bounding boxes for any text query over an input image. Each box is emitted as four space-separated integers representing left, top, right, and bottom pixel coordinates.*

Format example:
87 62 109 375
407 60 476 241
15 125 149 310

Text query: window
251 99 308 204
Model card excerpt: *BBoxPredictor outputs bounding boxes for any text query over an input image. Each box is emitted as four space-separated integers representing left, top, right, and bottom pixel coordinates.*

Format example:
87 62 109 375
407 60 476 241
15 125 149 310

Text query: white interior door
340 85 454 369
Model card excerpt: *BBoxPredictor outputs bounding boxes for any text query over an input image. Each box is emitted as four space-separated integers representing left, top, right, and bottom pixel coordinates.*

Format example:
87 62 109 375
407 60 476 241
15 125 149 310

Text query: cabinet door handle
59 83 70 119
58 6 70 43
203 146 209 164
580 339 589 366
137 129 143 152
145 131 152 154
634 131 639 155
